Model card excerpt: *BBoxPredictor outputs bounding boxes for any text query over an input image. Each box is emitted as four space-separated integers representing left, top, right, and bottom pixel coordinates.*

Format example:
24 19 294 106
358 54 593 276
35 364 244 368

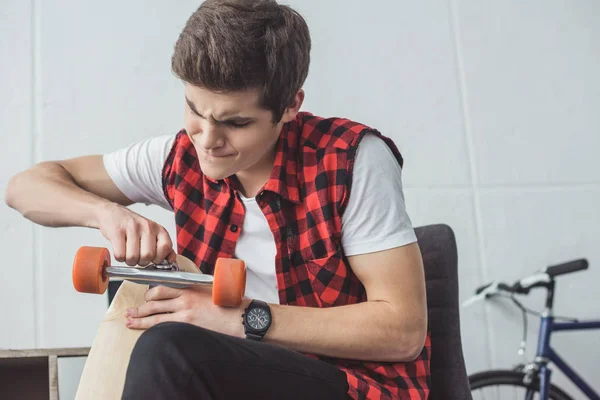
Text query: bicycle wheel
470 370 573 400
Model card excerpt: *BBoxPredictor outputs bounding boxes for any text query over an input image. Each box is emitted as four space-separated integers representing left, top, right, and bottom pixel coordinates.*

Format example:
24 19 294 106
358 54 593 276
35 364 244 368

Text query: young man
5 0 430 399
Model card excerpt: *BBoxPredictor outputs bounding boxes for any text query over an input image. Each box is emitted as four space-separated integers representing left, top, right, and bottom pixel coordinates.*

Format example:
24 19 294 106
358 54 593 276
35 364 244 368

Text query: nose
196 123 225 151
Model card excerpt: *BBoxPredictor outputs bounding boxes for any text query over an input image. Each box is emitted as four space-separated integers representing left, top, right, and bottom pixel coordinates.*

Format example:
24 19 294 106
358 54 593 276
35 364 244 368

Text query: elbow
401 330 427 362
386 318 428 362
5 173 23 210
391 332 426 363
5 163 53 211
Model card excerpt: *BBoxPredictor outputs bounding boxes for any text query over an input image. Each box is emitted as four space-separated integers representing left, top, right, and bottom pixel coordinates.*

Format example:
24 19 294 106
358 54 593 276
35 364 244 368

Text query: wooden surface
0 347 90 359
0 348 88 399
49 355 58 400
75 256 200 400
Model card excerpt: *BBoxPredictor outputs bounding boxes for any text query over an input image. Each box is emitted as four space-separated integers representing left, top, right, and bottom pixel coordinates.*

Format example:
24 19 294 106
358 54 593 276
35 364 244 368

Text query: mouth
203 152 235 160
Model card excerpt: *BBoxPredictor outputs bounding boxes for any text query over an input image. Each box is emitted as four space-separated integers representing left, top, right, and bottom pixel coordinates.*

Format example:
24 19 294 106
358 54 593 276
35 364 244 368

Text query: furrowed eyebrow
185 97 203 118
185 97 254 124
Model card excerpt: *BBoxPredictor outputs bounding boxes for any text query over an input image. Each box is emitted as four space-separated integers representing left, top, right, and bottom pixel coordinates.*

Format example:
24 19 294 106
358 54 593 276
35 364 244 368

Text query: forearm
236 300 426 363
5 162 110 228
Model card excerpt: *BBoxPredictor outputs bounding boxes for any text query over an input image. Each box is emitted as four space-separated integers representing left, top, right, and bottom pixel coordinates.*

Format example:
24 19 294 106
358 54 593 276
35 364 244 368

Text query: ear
280 89 305 123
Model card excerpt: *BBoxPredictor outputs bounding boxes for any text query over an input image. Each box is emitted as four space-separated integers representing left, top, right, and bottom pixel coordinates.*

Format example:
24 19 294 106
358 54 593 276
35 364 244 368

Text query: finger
125 228 141 266
126 299 178 319
111 230 127 263
139 230 157 266
166 248 177 264
144 285 183 302
126 312 175 330
154 228 175 264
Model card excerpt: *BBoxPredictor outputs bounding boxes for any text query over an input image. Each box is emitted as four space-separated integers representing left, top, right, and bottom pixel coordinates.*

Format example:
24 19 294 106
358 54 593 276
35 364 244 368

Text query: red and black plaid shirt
162 112 431 399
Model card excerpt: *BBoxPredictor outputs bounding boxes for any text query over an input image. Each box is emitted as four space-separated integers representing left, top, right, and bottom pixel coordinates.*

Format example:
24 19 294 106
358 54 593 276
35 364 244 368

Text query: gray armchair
415 224 472 399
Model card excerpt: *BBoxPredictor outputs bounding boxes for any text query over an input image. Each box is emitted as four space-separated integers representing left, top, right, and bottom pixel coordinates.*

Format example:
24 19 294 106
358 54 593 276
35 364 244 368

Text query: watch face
246 307 270 331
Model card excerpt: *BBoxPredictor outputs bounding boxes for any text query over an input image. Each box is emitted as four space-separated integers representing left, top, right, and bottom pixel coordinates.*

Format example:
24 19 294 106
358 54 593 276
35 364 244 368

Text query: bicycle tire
469 370 573 400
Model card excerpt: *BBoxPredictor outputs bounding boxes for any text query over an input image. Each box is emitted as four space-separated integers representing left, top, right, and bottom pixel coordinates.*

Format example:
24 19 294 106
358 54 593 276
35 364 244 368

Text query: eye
187 107 204 119
228 121 251 128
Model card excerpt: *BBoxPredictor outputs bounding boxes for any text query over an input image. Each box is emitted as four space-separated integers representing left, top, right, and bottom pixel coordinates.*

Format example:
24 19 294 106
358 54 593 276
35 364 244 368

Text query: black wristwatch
242 300 272 341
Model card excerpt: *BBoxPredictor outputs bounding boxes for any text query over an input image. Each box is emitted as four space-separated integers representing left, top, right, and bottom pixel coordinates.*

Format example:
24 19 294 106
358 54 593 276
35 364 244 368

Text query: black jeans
122 322 350 400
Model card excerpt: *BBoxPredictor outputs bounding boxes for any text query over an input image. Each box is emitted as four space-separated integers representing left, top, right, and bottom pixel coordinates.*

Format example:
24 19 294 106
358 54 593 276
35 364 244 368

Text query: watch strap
245 332 264 341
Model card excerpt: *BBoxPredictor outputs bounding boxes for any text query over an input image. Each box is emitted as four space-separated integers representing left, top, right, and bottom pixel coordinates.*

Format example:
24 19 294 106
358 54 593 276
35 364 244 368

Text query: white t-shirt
103 133 417 304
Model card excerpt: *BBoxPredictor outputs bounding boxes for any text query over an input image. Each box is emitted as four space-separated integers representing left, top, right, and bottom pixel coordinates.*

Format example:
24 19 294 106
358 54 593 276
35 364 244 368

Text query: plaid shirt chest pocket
283 202 358 308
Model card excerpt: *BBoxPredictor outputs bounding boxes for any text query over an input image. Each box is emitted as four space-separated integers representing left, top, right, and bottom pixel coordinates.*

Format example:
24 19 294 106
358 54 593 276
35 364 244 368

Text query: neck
236 148 276 198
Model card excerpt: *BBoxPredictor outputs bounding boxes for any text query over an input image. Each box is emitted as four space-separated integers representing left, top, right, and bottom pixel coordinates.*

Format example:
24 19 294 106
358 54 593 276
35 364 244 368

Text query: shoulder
296 112 374 152
355 133 402 165
162 130 197 177
292 112 403 168
165 130 193 160
102 133 178 209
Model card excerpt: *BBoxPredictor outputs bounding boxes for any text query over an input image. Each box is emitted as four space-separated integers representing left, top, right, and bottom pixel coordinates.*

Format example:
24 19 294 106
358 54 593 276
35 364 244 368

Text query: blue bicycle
466 259 600 400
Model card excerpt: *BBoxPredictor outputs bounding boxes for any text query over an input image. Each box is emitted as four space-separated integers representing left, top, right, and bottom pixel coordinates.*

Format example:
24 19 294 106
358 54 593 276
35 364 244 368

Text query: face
183 84 303 189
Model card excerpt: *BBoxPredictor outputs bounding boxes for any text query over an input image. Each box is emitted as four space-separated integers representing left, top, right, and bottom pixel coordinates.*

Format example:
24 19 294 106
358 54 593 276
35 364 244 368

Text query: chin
199 163 233 181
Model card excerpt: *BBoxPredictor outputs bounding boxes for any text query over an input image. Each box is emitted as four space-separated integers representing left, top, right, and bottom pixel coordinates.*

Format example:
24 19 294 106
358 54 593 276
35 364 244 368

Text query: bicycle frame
536 316 600 399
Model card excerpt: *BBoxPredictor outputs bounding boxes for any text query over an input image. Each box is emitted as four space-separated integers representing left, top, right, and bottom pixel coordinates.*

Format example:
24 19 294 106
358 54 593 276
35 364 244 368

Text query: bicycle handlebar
475 282 519 296
546 259 588 278
475 282 493 295
473 258 589 298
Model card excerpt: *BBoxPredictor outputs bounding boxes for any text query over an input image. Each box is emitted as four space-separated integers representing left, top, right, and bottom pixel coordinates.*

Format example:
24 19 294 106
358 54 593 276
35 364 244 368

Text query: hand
124 285 250 337
94 202 176 266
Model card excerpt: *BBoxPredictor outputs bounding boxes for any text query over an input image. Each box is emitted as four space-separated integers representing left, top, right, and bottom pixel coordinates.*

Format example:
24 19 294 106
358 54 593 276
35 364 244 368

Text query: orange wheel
72 246 111 294
212 258 246 307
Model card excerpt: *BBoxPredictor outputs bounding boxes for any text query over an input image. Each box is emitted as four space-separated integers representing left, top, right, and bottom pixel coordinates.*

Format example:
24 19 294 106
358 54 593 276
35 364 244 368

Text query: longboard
72 248 245 399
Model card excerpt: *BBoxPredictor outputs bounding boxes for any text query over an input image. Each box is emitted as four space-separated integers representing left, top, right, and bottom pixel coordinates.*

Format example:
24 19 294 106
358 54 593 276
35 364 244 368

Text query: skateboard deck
74 255 200 400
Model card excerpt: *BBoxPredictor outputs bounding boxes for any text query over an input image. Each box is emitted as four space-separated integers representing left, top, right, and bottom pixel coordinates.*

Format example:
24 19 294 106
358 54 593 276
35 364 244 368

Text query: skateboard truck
72 246 246 307
129 259 194 286
143 260 180 271
102 263 214 289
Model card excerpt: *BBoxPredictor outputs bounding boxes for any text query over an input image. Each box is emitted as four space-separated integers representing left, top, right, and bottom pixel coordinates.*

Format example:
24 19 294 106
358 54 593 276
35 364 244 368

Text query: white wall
2 0 599 397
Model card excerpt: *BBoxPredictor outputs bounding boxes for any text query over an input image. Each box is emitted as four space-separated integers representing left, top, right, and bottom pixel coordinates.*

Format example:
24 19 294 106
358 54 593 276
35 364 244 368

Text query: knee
130 322 220 366
131 322 194 365
136 322 191 347
124 323 207 397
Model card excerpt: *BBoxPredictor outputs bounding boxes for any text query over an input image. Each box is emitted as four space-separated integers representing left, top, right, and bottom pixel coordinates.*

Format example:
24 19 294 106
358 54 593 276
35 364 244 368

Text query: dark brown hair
171 0 311 122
